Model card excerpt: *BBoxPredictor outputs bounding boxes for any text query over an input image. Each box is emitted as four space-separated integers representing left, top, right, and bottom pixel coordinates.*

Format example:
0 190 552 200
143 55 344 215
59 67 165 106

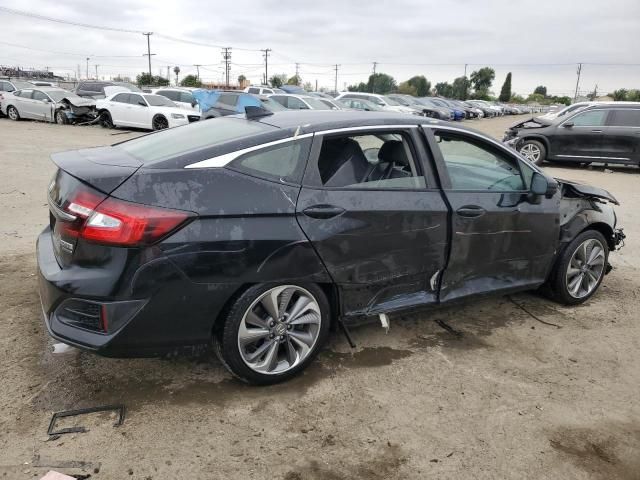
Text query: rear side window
32 90 49 101
228 138 312 184
179 92 193 103
112 93 130 103
608 109 640 127
247 87 260 94
117 117 277 166
157 90 179 101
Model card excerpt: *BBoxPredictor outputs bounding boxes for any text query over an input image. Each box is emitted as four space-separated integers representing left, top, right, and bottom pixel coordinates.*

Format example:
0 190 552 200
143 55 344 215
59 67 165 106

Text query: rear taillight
57 186 192 247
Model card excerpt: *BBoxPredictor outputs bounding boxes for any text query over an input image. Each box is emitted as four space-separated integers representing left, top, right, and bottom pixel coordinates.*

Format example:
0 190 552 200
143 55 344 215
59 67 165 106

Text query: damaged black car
504 103 640 166
37 110 624 384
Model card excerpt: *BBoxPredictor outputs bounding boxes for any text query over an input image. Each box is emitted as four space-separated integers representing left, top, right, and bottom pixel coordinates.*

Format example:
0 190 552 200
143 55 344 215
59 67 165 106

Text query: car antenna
245 106 273 120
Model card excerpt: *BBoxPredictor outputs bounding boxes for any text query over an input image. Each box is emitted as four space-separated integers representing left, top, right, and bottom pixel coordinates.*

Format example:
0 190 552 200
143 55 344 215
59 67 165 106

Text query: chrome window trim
185 133 315 169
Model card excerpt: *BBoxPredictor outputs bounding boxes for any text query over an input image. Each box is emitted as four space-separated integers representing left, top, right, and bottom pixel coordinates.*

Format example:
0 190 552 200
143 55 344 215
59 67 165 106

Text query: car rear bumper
37 227 238 357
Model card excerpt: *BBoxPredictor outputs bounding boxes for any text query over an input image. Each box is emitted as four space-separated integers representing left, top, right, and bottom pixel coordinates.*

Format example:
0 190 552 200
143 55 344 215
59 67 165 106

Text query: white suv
152 87 199 111
244 86 284 95
334 92 419 115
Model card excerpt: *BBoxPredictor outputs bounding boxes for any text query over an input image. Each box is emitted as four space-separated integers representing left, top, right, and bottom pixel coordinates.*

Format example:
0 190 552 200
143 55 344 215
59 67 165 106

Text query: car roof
582 102 640 110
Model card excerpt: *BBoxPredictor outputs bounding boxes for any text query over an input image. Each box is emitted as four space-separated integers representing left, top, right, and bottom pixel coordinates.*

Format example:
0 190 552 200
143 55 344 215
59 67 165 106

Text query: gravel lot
1 116 638 480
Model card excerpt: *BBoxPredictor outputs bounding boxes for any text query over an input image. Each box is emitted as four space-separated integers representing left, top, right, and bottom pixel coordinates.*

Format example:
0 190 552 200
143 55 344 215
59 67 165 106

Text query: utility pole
464 63 468 77
94 64 98 80
591 84 598 100
143 32 155 82
315 79 318 91
166 66 170 84
194 64 202 80
295 62 300 78
334 64 340 94
85 57 89 80
372 61 378 93
221 48 232 87
574 63 582 101
261 48 271 85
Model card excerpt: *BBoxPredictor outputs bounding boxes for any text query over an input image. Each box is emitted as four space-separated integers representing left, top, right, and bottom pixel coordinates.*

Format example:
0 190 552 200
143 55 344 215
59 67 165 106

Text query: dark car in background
504 103 640 166
387 94 450 120
75 81 142 99
38 111 623 385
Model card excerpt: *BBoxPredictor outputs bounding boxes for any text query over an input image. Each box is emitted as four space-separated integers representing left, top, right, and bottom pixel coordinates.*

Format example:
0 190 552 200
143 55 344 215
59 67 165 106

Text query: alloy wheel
237 285 322 375
8 107 18 120
152 116 168 130
565 238 606 298
56 111 66 124
520 143 541 162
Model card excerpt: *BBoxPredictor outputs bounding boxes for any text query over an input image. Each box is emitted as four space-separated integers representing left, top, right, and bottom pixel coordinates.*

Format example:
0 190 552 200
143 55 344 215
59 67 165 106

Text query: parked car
427 97 465 120
387 94 450 119
268 94 333 110
244 85 284 95
337 98 385 111
335 92 418 114
504 103 640 166
467 100 497 118
96 92 200 130
537 102 595 121
152 88 199 111
415 98 455 120
0 79 35 116
37 110 624 384
75 81 142 99
279 85 306 94
197 91 277 119
448 99 480 119
1 87 97 124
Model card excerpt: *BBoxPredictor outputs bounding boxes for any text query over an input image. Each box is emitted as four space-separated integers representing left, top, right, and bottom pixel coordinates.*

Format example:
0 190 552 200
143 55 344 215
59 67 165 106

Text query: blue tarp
191 89 262 113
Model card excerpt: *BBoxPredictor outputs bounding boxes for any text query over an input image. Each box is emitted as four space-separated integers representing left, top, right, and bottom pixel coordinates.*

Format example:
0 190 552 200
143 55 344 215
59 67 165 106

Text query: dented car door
296 126 448 318
424 126 559 303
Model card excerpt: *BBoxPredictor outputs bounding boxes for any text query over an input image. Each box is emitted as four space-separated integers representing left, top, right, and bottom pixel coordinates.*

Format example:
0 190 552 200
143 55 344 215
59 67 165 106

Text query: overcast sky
1 0 639 95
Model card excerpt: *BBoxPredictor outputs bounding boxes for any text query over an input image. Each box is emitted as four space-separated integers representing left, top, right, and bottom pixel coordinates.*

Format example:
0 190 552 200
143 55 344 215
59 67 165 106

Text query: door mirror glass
530 172 548 195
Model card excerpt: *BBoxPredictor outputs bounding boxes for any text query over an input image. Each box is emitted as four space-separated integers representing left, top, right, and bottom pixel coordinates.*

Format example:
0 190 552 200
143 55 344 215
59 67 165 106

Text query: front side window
435 132 525 191
608 109 640 127
315 131 426 189
179 92 194 104
287 97 308 110
112 93 129 103
568 110 607 126
20 89 34 98
128 94 146 106
144 95 175 107
248 87 260 94
228 138 312 183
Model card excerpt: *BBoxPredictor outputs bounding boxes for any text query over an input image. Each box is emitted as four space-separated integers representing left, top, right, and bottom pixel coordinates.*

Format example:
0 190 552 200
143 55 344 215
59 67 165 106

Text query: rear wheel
214 283 330 385
152 115 168 130
7 106 19 121
546 230 609 305
519 139 546 166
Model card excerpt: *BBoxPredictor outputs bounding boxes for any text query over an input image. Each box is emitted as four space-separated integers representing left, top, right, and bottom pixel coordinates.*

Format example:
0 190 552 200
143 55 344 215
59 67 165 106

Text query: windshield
304 97 332 110
12 80 34 90
383 96 401 106
144 95 176 107
117 117 277 166
45 90 73 102
390 96 411 106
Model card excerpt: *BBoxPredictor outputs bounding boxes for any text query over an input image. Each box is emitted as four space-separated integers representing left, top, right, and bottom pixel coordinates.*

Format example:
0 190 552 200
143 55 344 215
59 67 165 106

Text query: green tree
287 75 301 86
470 67 495 97
406 75 431 96
526 93 546 103
627 90 640 101
612 89 628 101
136 72 169 86
397 81 418 96
452 76 471 100
302 81 313 91
533 85 547 97
550 96 571 106
498 72 512 102
435 82 454 98
269 74 287 88
347 82 368 92
510 93 526 103
237 74 247 84
367 73 397 94
180 74 202 88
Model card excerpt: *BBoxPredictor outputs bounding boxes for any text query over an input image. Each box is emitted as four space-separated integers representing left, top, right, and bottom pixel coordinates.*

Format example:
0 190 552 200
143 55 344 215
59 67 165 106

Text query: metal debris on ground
47 405 125 436
435 318 464 338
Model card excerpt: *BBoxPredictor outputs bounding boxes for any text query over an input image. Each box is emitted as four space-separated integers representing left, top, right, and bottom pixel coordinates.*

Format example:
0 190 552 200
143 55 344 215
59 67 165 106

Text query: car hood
558 179 619 205
508 116 554 131
57 96 96 108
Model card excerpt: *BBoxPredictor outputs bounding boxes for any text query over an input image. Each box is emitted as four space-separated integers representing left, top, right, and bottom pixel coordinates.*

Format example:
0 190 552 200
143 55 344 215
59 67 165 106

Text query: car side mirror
191 100 197 107
138 101 147 107
531 172 558 198
43 98 51 103
563 122 574 128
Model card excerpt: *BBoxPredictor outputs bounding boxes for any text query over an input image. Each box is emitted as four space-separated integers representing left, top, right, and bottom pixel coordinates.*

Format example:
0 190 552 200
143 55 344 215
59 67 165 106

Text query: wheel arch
520 134 550 154
581 222 615 250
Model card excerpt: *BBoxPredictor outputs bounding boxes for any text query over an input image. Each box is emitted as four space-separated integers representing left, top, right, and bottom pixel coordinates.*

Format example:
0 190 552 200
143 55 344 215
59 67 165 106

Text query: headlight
171 113 185 119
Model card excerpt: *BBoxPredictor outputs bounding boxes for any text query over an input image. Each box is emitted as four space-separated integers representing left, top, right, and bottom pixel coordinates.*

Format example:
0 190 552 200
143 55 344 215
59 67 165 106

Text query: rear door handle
456 205 486 218
591 129 603 133
303 205 345 219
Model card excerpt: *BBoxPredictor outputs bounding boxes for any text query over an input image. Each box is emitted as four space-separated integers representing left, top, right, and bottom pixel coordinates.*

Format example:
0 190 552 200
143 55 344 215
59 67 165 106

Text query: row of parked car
0 77 547 132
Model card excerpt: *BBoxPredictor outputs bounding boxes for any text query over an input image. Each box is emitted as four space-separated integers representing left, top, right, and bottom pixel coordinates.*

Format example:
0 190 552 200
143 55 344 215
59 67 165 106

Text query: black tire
99 110 114 129
152 114 168 130
55 109 68 125
545 229 609 305
7 106 20 121
214 283 331 385
519 139 546 166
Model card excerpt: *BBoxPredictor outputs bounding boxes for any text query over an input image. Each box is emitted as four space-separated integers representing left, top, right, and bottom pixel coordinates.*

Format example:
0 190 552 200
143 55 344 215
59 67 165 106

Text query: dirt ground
0 116 639 480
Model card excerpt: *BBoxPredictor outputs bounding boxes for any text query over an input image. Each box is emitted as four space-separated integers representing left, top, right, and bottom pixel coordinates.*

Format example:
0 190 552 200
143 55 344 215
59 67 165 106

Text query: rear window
117 117 277 166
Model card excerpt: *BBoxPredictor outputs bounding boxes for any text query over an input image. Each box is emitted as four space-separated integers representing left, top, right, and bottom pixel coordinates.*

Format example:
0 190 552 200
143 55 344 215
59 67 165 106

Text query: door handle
591 129 603 133
303 205 345 219
456 205 486 218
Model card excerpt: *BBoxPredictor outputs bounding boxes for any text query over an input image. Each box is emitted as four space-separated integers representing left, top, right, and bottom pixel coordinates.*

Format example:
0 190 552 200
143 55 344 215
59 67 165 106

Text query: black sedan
504 103 640 166
38 110 624 384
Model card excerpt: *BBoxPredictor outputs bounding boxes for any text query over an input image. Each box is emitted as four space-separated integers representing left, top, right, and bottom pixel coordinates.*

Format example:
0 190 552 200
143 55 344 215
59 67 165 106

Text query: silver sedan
1 87 96 124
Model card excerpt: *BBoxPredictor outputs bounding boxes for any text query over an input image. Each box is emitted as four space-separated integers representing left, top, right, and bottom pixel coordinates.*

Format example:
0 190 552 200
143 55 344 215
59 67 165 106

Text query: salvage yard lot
1 116 639 479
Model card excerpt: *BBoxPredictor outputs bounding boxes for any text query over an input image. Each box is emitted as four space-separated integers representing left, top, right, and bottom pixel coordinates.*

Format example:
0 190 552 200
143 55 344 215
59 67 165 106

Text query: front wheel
7 106 20 121
214 283 330 385
55 109 68 125
519 139 546 166
152 115 168 130
545 230 609 305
